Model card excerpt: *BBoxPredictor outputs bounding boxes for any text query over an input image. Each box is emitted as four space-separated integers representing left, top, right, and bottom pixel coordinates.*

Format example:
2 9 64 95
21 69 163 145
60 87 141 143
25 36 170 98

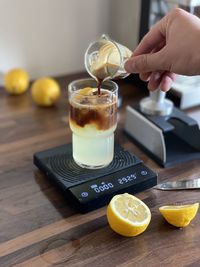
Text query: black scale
34 143 157 213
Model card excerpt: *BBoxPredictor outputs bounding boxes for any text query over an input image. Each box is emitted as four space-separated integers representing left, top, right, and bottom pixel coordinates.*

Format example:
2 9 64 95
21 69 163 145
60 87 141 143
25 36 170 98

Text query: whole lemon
31 78 61 107
4 68 29 95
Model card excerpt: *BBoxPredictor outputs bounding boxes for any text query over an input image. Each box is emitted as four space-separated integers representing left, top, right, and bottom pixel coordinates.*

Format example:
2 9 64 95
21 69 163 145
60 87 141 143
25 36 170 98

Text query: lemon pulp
107 193 151 237
159 203 199 228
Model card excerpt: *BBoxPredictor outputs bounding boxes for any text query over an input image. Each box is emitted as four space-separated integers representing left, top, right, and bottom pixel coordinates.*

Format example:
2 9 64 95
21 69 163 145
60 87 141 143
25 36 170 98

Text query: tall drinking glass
68 78 118 169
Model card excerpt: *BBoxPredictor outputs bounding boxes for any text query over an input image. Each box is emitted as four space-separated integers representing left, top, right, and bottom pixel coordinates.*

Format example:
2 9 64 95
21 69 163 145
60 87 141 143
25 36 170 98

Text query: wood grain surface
1 73 200 267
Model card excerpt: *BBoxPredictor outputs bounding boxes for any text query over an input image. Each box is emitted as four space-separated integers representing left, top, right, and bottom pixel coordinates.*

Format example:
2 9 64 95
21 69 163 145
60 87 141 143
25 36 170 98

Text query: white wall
0 0 140 84
110 0 140 50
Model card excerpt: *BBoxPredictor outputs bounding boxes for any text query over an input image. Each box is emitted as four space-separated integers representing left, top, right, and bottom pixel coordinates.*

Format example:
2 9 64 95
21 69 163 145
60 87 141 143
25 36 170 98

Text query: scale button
81 192 89 198
141 170 148 176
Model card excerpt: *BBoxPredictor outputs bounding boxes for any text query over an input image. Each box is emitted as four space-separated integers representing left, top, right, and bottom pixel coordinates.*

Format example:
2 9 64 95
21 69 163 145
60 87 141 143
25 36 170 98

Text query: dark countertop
0 73 200 267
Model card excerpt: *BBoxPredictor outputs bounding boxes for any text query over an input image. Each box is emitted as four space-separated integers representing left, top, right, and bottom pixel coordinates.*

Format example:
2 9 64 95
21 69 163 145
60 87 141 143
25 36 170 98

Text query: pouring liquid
85 35 132 96
97 78 103 96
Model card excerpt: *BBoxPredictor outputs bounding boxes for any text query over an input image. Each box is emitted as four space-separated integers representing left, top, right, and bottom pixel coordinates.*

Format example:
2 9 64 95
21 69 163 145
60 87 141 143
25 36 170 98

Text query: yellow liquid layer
70 123 117 168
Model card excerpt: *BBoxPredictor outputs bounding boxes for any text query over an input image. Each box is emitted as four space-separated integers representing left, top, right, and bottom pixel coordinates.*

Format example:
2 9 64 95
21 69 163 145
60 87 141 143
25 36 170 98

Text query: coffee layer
69 87 117 130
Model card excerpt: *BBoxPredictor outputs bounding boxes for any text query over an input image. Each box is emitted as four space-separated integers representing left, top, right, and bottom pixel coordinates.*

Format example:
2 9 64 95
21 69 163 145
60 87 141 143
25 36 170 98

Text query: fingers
125 16 167 74
133 20 166 56
138 41 166 83
125 50 165 73
147 71 176 92
148 72 163 91
139 72 151 81
159 72 176 92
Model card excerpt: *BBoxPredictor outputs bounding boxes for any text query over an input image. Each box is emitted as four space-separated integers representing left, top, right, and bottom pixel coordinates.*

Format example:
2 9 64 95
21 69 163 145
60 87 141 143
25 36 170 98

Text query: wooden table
1 73 200 267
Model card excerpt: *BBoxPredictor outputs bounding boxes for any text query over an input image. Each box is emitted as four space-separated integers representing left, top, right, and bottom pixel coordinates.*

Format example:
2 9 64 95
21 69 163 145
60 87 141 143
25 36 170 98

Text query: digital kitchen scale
34 143 157 213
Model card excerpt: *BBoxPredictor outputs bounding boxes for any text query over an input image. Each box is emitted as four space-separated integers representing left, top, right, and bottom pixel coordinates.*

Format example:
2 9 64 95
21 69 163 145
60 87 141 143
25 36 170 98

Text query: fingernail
147 83 156 91
153 72 161 81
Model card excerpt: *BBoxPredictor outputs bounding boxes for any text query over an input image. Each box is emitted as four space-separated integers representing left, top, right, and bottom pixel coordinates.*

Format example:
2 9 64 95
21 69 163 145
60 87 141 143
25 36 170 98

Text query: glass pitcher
84 34 132 82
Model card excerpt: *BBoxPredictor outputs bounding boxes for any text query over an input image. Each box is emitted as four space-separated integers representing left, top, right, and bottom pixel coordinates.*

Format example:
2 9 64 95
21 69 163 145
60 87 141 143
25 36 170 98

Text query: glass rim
68 78 118 97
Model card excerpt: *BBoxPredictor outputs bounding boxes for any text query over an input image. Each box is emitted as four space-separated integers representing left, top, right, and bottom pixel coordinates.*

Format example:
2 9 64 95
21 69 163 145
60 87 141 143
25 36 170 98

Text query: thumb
125 51 165 73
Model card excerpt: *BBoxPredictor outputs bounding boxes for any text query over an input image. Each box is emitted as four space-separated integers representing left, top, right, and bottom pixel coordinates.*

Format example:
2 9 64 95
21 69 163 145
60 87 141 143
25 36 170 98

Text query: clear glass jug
84 34 132 81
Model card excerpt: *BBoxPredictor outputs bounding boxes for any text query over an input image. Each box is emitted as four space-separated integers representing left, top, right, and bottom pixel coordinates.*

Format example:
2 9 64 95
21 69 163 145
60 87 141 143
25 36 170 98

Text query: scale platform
34 143 157 213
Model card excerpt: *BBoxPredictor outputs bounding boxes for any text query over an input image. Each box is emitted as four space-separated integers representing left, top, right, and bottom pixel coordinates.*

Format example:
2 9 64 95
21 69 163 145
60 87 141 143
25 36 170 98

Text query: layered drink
68 78 118 169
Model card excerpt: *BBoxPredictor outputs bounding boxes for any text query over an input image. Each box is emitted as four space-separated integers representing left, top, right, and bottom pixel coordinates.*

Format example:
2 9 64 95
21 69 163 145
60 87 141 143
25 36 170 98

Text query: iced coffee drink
68 78 118 169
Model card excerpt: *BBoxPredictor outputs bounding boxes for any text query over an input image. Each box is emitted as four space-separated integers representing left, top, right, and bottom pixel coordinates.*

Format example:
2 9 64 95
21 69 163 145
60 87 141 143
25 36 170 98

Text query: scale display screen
69 163 157 207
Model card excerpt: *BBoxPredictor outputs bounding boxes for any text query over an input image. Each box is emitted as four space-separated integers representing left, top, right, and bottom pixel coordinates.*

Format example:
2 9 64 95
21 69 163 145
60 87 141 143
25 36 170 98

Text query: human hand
125 8 200 91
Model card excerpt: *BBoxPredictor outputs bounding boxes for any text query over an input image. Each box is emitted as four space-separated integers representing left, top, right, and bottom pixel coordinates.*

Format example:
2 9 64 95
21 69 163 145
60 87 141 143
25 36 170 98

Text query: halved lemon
159 203 199 228
107 193 151 237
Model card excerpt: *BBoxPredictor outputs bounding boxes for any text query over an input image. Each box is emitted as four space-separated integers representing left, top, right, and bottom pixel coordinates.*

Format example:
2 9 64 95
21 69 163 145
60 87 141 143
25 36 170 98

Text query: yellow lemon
31 78 61 107
159 203 199 228
4 68 29 95
107 193 151 237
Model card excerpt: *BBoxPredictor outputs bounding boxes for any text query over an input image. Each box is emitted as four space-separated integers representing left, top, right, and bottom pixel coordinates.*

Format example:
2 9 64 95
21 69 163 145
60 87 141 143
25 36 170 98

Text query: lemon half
159 203 199 228
107 193 151 237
